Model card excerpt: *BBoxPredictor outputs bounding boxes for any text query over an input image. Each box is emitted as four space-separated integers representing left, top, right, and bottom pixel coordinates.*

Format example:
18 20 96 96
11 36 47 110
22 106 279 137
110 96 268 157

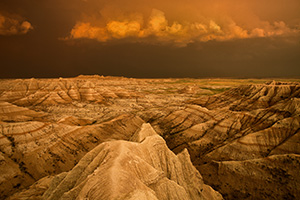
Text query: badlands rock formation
151 81 300 199
8 123 222 200
0 76 299 199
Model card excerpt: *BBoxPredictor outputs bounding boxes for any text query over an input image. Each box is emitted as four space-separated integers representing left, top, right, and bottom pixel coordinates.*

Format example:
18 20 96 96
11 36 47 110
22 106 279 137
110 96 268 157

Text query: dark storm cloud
0 12 33 35
0 0 299 78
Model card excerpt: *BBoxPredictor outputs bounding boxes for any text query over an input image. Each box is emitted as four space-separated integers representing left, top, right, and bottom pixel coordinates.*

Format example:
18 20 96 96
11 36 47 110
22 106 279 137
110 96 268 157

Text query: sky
0 0 300 78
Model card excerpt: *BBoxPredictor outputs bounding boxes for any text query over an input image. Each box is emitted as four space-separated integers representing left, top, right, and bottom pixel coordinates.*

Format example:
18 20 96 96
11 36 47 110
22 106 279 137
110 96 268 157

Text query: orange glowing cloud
107 20 142 38
70 22 108 41
66 7 298 46
0 13 33 36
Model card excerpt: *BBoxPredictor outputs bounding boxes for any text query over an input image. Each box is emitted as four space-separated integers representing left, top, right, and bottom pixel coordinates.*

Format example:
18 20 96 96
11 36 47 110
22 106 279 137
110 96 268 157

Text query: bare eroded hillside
0 76 299 199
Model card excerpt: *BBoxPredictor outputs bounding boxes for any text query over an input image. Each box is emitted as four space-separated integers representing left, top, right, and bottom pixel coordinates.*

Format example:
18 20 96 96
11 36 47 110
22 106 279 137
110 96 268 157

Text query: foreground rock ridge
0 76 299 199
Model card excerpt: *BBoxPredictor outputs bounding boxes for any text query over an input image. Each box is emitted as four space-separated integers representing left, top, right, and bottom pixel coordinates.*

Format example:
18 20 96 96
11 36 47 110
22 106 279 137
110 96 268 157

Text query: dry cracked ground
0 75 299 200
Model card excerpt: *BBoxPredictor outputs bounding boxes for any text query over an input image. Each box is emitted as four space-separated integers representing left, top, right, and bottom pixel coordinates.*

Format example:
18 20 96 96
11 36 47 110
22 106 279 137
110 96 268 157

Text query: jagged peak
41 124 222 200
130 123 158 143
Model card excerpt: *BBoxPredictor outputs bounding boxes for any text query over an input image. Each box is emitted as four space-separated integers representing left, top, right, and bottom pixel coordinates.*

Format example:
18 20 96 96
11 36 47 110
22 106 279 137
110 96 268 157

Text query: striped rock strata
0 114 144 198
8 124 223 200
150 82 300 199
1 77 299 200
0 78 141 107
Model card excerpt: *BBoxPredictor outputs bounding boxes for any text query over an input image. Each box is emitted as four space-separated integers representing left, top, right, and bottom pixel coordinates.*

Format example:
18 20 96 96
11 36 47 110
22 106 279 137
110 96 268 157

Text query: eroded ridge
9 123 223 200
151 81 300 199
0 77 299 199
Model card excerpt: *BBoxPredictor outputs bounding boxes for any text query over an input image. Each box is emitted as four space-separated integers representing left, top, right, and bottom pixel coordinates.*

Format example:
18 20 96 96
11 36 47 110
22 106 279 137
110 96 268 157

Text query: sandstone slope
0 114 144 198
9 123 223 200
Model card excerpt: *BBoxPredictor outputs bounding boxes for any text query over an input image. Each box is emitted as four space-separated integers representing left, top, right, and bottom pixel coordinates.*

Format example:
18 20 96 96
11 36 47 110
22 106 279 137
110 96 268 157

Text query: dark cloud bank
0 0 299 78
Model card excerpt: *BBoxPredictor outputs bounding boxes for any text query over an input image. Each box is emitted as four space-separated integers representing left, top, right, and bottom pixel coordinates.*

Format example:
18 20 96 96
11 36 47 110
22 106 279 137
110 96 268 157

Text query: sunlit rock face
40 123 222 200
0 76 299 199
7 124 223 200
